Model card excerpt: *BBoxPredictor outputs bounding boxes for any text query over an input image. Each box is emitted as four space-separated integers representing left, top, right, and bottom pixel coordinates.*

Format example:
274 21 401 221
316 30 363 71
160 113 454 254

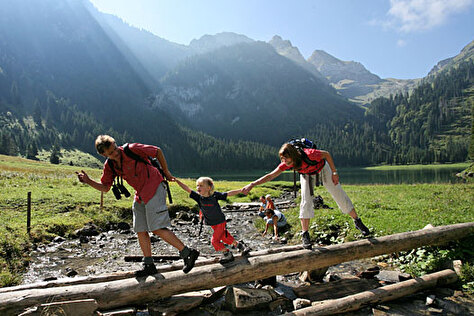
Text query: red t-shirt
278 148 325 174
100 143 163 203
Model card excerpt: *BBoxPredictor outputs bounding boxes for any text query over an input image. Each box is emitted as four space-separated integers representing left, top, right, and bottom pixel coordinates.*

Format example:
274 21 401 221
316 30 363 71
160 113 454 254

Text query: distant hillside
307 50 418 105
153 41 361 146
366 55 473 164
268 35 327 82
189 32 254 54
428 40 474 76
0 0 471 170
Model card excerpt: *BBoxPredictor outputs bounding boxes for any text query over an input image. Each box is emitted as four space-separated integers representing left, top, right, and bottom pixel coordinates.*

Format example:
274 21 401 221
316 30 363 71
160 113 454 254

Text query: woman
242 142 370 249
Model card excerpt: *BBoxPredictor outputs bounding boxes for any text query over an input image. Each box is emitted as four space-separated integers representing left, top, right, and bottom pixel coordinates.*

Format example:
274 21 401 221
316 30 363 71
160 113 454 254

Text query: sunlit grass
1 154 473 287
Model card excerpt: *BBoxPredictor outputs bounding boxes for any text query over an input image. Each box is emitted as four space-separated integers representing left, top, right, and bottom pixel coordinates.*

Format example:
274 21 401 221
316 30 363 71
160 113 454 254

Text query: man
76 135 199 276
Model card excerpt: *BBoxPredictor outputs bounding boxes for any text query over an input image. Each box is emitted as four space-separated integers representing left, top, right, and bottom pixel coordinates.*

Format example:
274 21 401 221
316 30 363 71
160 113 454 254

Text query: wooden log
285 269 458 315
0 222 472 315
0 245 304 294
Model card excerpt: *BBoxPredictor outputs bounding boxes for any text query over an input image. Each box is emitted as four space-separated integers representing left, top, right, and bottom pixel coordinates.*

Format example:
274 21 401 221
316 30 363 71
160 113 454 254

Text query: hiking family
76 135 371 276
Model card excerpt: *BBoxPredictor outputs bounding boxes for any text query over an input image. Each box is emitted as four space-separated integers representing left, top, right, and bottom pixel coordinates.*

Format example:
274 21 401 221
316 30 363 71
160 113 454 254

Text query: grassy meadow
0 154 473 289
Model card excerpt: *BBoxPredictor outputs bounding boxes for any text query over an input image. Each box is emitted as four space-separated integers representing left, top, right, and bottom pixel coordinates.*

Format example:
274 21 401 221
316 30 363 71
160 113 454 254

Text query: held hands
241 183 253 195
332 174 339 185
163 170 174 182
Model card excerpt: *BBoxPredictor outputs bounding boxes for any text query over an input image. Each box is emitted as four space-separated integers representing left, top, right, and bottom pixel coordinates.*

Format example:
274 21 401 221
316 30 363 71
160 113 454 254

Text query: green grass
1 154 473 288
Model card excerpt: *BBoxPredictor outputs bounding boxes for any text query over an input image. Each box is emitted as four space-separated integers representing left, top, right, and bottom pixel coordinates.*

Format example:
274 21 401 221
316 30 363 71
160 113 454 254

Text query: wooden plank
293 277 380 301
0 222 472 315
285 269 458 315
0 245 304 294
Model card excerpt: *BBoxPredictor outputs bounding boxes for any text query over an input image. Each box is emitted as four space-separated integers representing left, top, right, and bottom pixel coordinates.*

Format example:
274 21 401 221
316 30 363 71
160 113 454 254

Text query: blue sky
89 0 474 79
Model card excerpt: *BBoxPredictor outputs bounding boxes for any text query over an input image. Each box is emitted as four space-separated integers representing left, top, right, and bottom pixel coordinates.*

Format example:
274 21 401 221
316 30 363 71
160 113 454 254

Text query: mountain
308 50 418 105
152 41 362 146
189 32 254 54
89 7 192 83
0 0 278 172
365 42 474 164
0 0 471 170
268 35 327 82
427 40 474 76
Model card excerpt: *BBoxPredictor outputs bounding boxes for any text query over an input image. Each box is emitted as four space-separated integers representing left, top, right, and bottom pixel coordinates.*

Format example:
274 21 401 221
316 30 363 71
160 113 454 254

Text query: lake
177 164 468 184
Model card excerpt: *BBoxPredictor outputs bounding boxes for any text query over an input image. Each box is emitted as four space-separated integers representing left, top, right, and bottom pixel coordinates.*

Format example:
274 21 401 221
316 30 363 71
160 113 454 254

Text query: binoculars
112 177 130 200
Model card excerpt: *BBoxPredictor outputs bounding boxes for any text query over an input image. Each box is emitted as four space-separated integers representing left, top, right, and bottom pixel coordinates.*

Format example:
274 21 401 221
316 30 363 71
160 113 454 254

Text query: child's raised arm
226 188 242 197
174 178 192 194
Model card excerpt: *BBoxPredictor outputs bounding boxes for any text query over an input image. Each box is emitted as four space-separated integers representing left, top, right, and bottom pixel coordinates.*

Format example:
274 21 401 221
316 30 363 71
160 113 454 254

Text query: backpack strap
296 147 326 174
122 143 150 178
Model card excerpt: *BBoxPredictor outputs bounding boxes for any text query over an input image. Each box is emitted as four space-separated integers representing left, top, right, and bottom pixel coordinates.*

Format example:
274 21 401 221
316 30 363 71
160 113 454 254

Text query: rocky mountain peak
189 32 254 54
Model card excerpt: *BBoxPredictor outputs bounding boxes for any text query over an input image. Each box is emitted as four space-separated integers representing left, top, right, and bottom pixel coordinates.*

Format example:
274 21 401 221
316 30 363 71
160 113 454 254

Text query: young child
262 208 287 241
175 177 251 263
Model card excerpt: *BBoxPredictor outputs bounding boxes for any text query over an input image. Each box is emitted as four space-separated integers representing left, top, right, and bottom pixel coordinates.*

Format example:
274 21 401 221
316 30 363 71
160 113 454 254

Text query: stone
299 267 329 282
225 286 275 311
375 270 412 283
293 298 311 310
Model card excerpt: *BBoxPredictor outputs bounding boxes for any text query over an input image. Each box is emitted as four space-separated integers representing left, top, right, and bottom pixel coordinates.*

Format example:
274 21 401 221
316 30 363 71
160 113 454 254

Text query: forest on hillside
1 59 472 171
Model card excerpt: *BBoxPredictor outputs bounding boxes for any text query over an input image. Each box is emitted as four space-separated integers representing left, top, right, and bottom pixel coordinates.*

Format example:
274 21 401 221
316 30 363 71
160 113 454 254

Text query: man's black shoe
302 231 312 250
135 263 157 277
354 218 370 236
182 249 199 273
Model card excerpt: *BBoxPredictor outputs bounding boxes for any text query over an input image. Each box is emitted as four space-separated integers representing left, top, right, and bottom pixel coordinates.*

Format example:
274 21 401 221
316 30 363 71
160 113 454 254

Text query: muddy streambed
22 197 367 284
20 198 474 315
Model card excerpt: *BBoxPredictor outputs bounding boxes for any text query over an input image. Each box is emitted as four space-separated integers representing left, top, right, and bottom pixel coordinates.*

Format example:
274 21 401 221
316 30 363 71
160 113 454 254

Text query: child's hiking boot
301 231 312 250
237 242 251 256
219 251 234 264
182 248 200 274
354 218 370 236
134 263 158 277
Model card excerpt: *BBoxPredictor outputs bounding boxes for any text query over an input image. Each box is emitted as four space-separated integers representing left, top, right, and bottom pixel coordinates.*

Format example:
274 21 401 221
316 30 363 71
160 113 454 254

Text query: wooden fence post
27 192 31 236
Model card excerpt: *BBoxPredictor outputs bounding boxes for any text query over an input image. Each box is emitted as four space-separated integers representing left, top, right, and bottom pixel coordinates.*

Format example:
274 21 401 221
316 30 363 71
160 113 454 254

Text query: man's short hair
95 135 116 154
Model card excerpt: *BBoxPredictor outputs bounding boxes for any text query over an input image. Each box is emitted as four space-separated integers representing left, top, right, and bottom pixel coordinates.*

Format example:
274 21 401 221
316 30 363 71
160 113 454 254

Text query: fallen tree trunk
0 245 304 294
285 269 458 316
1 222 472 315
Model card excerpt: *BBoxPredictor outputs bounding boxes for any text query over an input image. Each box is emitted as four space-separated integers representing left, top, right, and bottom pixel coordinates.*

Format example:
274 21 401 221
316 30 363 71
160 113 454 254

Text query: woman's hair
265 209 275 216
95 135 116 154
196 177 214 193
279 143 303 170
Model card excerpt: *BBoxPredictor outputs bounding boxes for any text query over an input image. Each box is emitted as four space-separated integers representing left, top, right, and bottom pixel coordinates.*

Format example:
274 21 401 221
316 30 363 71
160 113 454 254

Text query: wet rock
65 267 78 277
53 236 66 243
79 236 90 244
255 276 277 288
269 297 293 313
117 222 130 230
43 276 58 281
299 267 329 283
75 223 100 237
176 211 194 222
375 270 412 283
356 265 380 279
